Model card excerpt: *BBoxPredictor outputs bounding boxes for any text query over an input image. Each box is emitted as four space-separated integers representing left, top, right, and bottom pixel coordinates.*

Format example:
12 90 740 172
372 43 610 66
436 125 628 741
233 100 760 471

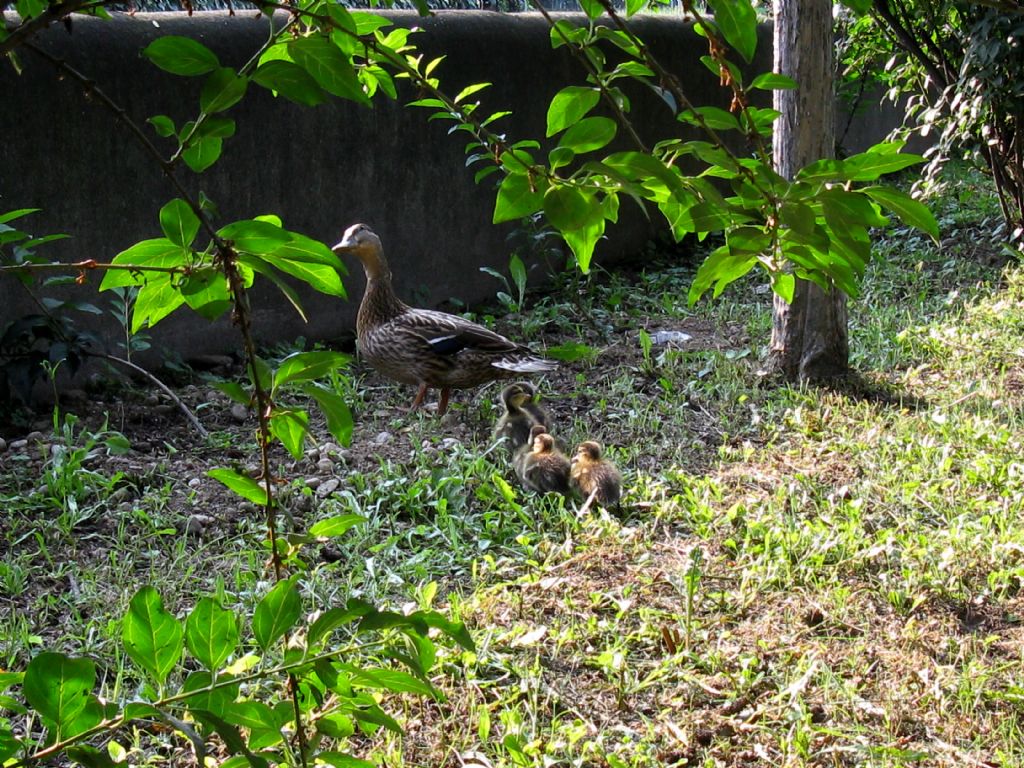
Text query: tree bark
768 0 849 381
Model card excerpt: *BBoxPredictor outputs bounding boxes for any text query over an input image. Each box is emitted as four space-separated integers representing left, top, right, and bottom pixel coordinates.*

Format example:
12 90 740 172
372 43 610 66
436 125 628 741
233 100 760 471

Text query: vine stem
0 261 189 275
24 21 309 765
529 1 649 153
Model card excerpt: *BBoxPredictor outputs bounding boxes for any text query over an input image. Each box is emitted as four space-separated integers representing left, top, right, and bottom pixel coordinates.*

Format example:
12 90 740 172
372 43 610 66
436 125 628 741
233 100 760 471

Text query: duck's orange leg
408 383 428 412
437 388 452 416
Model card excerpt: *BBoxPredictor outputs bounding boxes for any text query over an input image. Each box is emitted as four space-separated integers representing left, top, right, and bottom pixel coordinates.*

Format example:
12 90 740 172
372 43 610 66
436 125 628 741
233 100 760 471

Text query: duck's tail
493 355 558 373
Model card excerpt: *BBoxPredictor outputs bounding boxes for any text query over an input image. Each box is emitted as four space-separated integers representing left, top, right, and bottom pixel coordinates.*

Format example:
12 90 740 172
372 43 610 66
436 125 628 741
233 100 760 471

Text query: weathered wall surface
0 11 886 364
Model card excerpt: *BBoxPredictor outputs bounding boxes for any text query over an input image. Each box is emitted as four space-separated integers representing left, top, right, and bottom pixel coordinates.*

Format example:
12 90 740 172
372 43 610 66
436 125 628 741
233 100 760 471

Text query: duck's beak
331 238 354 253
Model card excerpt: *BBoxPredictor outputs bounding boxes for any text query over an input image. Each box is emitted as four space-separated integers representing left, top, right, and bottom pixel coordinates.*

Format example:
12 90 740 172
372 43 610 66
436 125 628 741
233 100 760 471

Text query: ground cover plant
2 166 1023 766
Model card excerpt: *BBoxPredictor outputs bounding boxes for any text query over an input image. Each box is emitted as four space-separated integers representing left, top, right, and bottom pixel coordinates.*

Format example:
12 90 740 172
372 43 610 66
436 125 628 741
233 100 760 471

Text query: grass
3 166 1024 766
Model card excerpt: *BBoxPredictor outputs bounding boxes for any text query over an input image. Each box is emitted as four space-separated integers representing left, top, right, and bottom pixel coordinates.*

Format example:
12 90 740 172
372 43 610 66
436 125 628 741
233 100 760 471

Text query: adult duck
332 223 556 416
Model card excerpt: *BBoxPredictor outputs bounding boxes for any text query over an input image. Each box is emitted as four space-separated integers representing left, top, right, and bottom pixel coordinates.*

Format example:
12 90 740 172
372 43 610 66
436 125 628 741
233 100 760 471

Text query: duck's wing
397 309 521 356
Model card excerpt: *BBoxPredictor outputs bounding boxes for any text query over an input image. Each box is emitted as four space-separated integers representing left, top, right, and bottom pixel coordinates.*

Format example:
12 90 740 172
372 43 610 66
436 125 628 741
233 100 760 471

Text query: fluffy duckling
514 424 571 496
493 381 551 455
332 224 556 416
570 441 622 509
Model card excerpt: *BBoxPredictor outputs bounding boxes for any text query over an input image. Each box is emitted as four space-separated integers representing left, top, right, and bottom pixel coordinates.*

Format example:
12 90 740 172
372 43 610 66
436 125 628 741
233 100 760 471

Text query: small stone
154 404 175 415
188 477 202 489
316 478 340 497
26 431 43 442
230 404 249 423
134 441 152 453
316 458 334 474
9 439 28 451
244 465 261 478
0 437 7 452
374 431 393 446
186 514 215 537
294 493 313 512
440 437 461 451
305 476 323 489
238 501 258 515
319 442 340 456
205 389 221 403
143 393 161 407
48 444 60 456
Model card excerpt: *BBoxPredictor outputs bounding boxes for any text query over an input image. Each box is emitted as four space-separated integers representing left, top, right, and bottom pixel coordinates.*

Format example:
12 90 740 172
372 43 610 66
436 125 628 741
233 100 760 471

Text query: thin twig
91 352 208 438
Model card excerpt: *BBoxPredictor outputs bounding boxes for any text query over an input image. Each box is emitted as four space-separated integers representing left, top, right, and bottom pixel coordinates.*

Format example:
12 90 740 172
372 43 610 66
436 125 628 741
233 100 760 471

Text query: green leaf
159 199 200 249
180 268 231 320
563 217 605 273
780 201 817 235
24 653 99 740
706 0 758 63
289 37 368 104
207 468 269 506
200 67 248 114
680 105 741 132
558 116 617 154
213 381 250 405
218 220 291 255
544 186 600 232
252 60 327 107
304 384 354 446
185 598 239 672
843 150 925 181
340 664 434 697
862 186 939 239
309 606 366 647
132 277 187 333
274 232 346 268
749 72 797 90
316 750 374 768
273 351 349 391
269 408 309 460
180 670 238 717
182 135 223 173
771 271 795 303
578 0 603 19
253 579 302 651
546 86 601 137
493 173 544 224
143 37 219 76
148 115 176 138
625 0 646 15
820 188 889 231
66 744 119 768
122 587 184 685
100 239 188 290
688 244 758 304
543 341 600 363
224 700 278 731
310 514 366 538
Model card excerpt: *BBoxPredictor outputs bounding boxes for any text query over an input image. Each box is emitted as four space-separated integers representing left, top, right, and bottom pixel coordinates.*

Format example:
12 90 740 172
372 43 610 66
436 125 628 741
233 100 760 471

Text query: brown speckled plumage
332 224 556 415
514 425 571 495
570 441 622 507
493 382 551 455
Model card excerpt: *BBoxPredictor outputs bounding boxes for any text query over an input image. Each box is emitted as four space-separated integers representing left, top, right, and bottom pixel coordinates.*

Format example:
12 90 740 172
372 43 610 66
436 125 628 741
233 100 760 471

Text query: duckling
570 441 622 509
493 381 551 455
514 424 571 496
332 224 556 416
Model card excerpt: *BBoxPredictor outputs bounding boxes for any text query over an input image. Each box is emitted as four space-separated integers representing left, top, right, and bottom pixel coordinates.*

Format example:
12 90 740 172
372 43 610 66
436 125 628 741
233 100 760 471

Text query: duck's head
332 223 388 279
529 424 552 453
573 440 603 464
501 381 537 411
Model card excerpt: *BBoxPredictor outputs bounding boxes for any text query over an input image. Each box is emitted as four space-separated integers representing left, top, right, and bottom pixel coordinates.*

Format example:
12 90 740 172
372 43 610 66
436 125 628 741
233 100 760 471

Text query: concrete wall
0 11 883 364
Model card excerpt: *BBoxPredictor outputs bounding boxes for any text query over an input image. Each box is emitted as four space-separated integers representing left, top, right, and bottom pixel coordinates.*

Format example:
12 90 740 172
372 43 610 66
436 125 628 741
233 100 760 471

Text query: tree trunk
768 0 848 381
